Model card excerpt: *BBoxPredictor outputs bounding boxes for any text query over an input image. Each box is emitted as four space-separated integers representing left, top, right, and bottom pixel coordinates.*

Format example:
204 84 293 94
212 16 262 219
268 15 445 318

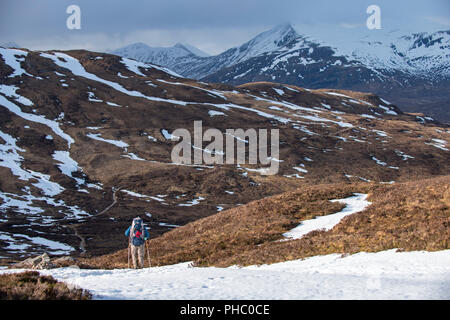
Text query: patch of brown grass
82 182 366 267
0 271 92 300
218 175 449 266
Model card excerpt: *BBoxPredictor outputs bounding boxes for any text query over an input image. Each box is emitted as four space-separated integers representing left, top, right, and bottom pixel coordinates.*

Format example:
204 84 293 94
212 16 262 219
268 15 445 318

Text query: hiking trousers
131 244 145 269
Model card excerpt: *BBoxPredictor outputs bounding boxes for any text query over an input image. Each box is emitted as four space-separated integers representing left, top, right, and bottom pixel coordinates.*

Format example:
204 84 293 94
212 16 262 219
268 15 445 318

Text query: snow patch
0 94 75 147
0 48 32 78
283 193 370 240
87 133 129 149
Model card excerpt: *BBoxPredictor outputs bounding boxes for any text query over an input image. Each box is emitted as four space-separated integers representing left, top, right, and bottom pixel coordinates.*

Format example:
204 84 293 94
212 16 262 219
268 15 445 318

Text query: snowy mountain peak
331 28 450 78
111 42 199 70
266 22 298 39
226 23 301 65
112 42 191 57
174 43 210 57
0 42 22 49
112 42 209 61
241 23 299 51
110 25 450 122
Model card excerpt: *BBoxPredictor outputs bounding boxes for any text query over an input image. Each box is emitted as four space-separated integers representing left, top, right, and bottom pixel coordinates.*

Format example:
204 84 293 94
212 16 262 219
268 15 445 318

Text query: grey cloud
0 0 448 53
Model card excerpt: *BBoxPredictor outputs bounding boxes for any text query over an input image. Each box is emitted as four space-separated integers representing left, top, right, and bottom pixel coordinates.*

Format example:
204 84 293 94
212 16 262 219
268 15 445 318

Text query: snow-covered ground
1 249 449 300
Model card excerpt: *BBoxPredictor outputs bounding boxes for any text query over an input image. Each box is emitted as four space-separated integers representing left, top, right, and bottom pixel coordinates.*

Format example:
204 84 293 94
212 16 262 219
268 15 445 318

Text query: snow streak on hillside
283 193 371 239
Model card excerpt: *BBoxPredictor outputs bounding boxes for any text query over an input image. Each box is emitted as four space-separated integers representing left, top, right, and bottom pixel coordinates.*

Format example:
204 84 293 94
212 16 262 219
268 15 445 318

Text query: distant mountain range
112 24 450 123
0 42 22 49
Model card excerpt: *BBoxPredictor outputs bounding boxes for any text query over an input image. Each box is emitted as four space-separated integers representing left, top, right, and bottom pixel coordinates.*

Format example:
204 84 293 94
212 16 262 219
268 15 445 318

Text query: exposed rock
53 256 78 267
13 253 56 270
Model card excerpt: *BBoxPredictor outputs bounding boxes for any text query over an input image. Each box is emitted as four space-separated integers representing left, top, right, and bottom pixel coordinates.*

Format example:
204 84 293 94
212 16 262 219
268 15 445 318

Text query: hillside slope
83 175 449 268
0 47 448 264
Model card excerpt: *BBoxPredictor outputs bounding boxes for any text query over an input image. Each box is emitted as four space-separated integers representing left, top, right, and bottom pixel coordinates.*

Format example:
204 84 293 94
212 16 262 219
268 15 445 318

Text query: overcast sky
0 0 448 54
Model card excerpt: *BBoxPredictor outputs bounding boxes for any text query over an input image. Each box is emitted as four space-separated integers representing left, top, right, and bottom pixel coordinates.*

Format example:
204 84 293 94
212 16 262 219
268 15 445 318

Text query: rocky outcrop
12 254 78 270
13 253 56 269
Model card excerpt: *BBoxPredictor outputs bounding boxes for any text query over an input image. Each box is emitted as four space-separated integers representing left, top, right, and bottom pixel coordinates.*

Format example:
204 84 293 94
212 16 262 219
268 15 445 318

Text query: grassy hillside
82 175 449 268
0 271 92 300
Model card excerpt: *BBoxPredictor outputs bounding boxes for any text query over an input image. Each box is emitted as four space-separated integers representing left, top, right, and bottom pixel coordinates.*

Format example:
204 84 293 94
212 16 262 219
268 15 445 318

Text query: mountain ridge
111 23 450 123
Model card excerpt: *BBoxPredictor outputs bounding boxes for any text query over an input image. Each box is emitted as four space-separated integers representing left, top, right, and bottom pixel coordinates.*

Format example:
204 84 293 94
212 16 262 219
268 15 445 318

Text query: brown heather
0 271 92 300
82 175 449 269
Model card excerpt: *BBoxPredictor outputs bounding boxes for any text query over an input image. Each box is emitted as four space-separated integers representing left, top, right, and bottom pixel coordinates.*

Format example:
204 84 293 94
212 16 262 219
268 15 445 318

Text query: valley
0 47 448 267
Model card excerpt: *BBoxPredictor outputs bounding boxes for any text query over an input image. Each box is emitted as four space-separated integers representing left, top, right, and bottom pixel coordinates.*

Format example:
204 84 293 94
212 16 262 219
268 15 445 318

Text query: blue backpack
131 218 145 246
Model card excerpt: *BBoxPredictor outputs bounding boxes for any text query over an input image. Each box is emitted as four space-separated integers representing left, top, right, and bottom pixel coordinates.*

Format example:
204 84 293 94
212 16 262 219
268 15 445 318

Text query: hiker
125 217 150 269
